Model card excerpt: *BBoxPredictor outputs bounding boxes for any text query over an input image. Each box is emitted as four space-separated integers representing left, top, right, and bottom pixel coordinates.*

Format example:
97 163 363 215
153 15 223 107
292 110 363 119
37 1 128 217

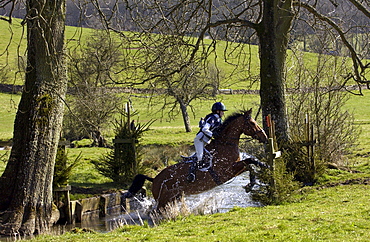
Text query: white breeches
194 133 206 162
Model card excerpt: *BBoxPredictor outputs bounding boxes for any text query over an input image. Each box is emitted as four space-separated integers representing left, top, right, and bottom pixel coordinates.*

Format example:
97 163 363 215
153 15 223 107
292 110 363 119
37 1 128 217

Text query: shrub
53 142 82 188
92 112 155 185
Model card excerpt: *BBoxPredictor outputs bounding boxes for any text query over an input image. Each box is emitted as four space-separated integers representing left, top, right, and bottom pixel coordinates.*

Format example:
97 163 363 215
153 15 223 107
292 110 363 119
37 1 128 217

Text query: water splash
184 171 261 214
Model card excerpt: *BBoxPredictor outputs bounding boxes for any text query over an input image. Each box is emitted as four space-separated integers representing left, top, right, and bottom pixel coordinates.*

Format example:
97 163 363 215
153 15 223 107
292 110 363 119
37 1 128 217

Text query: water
184 171 261 214
183 152 263 214
77 170 261 233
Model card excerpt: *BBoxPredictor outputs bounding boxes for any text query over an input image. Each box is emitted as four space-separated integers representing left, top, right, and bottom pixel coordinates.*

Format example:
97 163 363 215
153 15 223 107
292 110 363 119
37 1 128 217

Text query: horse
126 109 268 209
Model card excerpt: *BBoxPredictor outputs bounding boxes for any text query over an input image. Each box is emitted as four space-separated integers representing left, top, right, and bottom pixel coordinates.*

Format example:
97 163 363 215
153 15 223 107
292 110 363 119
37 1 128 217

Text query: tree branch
296 1 369 87
0 0 16 23
347 0 370 19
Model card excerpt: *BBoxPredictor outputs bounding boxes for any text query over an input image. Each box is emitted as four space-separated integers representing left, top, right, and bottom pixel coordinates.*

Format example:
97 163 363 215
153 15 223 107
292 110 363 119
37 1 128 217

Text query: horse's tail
125 174 154 197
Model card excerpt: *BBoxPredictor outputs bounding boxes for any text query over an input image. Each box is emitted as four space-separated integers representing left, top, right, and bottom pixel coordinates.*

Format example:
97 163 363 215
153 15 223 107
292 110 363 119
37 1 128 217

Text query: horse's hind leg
155 193 182 212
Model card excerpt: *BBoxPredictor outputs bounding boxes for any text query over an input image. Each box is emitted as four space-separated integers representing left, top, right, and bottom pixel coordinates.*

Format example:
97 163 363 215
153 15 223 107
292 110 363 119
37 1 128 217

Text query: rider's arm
201 122 213 139
201 115 217 143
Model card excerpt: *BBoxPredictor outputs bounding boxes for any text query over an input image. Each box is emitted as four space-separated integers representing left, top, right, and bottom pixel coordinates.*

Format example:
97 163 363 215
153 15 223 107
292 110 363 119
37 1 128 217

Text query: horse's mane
215 110 247 135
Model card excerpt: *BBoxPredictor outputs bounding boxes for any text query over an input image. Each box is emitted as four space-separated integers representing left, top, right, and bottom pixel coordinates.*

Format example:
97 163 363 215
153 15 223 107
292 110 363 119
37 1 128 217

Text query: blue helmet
211 102 227 112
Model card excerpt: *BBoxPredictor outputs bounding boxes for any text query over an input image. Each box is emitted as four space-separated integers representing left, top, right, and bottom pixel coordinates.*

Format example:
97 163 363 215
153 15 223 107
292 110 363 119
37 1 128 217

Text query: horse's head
243 109 268 143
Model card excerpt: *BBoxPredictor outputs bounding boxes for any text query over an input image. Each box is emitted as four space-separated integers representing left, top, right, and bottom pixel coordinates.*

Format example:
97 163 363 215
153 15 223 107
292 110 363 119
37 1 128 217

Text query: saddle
181 149 212 171
182 149 221 184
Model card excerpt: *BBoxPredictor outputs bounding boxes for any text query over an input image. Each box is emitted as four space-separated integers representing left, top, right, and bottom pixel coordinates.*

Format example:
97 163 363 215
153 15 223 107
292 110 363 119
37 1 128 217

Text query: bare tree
64 30 123 146
286 46 360 183
0 0 67 236
88 0 369 144
148 58 220 132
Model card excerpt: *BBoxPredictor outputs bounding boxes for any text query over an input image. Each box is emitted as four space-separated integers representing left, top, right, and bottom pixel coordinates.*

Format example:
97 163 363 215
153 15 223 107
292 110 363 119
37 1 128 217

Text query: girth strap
208 167 222 185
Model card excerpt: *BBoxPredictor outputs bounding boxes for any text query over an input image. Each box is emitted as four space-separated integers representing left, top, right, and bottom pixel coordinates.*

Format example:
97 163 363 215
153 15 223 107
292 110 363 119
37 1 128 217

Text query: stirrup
181 154 197 163
187 173 196 183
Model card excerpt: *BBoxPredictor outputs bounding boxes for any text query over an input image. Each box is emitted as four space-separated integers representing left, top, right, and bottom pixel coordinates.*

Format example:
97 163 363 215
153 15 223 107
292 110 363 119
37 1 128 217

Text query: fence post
304 114 316 183
266 114 281 200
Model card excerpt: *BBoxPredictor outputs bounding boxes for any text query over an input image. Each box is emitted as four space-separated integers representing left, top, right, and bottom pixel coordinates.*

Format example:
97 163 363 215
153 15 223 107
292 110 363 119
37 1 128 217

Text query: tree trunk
179 99 192 132
258 0 294 143
0 0 67 236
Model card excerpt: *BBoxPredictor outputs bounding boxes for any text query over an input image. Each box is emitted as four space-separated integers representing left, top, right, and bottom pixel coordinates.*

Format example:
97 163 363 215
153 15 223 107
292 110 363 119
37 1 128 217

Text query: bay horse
126 109 268 209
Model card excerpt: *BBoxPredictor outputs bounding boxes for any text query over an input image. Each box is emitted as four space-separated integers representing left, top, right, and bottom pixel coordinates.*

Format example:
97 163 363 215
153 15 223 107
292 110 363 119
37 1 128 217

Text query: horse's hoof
187 173 196 183
122 191 134 198
244 183 255 193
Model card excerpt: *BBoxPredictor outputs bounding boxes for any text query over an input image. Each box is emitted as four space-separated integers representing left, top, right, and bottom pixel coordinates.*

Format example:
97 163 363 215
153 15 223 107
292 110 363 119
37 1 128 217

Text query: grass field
1 89 369 146
0 18 260 88
0 91 261 144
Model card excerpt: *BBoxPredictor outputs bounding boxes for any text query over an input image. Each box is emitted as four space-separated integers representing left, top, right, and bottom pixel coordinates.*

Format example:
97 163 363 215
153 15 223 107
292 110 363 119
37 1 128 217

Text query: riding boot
187 161 197 182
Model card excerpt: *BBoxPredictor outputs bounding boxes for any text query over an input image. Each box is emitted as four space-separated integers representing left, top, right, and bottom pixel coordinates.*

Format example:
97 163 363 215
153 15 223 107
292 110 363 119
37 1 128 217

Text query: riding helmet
211 102 227 112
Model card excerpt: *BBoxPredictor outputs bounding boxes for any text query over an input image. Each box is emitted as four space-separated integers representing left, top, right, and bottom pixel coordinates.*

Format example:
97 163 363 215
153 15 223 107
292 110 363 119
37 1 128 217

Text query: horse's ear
244 109 252 117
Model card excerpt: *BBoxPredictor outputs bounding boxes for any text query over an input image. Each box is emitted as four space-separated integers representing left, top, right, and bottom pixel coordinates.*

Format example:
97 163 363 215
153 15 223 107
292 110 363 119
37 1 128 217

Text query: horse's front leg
242 157 269 169
232 158 261 192
231 161 247 176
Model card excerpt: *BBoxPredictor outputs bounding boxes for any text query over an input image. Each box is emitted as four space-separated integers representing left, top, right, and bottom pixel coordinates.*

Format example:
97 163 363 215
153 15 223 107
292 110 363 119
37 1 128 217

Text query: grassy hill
0 17 260 88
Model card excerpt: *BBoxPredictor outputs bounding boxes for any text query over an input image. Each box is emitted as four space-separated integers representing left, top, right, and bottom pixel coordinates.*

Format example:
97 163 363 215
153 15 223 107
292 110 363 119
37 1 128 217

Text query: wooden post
266 114 281 164
305 114 310 166
266 114 281 200
305 114 315 182
310 124 315 176
126 102 131 131
53 185 72 224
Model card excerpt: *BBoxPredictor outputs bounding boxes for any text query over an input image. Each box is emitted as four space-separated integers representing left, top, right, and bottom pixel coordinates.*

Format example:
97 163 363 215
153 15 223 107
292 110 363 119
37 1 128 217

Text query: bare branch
296 1 369 86
347 0 370 19
0 0 16 23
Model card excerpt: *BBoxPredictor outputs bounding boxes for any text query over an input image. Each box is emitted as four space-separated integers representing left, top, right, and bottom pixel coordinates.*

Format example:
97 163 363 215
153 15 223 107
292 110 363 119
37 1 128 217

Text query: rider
187 102 227 182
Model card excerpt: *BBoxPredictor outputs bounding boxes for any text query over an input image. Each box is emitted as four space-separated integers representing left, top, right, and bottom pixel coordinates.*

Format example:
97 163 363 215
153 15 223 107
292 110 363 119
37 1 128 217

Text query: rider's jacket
198 113 222 143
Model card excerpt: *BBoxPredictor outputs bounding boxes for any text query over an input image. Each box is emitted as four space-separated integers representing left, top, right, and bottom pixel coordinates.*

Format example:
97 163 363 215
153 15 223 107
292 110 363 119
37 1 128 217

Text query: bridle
243 115 266 141
220 115 266 142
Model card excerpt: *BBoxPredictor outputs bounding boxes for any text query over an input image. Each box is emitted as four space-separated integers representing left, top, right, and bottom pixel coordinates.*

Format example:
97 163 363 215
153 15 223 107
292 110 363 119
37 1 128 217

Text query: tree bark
257 0 294 143
179 99 192 133
0 0 67 236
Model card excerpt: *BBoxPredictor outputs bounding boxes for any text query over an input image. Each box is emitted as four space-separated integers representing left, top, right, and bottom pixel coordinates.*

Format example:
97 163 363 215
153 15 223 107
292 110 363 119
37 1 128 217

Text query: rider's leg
194 134 204 162
188 135 204 182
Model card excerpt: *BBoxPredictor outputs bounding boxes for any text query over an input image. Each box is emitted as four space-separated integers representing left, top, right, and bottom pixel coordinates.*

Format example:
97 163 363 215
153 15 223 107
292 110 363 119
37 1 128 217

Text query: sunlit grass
0 93 19 140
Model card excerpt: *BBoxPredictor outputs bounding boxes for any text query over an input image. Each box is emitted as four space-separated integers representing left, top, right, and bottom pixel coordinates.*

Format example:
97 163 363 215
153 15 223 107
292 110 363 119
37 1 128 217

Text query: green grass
0 92 261 144
344 89 370 165
31 184 370 241
0 93 19 140
0 18 95 85
1 18 259 88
